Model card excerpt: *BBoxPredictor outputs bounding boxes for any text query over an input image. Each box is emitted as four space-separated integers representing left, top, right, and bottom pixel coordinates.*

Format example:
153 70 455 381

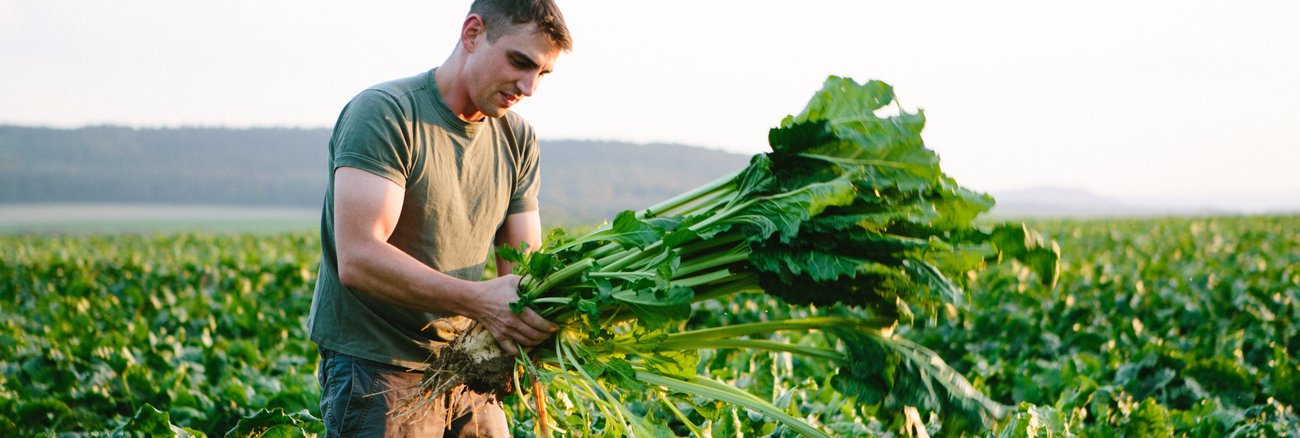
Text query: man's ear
461 14 485 52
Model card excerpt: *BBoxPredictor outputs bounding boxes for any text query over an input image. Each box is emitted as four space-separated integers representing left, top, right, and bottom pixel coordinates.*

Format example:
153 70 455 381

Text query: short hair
469 0 572 51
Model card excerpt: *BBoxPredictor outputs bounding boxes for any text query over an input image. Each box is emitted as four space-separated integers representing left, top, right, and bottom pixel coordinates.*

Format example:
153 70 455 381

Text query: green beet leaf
115 403 207 438
611 286 694 329
594 210 668 249
729 174 858 244
792 76 896 122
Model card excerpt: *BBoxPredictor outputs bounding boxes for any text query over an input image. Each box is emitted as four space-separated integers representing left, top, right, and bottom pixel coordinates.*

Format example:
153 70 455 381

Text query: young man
307 1 571 436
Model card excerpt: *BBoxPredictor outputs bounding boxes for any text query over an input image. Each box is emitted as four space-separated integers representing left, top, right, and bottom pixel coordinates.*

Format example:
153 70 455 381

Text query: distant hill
988 186 1300 217
988 186 1155 217
0 125 750 226
0 125 331 207
8 126 1290 227
537 139 750 224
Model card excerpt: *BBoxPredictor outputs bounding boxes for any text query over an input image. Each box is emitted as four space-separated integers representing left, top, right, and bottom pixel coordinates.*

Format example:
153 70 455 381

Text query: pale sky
2 1 1298 208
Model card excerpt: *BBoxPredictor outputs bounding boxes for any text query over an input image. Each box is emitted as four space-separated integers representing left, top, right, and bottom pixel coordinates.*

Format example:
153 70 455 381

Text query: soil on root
432 343 517 396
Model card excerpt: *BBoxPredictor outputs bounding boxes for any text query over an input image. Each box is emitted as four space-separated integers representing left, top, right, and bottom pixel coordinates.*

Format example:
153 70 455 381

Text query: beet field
2 215 1297 436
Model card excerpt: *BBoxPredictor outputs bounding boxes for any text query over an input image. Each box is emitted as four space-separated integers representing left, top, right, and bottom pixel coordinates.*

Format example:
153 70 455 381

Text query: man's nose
518 74 539 97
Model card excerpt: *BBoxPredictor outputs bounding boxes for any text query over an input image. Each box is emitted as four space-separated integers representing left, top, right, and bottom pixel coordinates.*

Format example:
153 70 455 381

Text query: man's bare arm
493 211 542 276
333 167 554 354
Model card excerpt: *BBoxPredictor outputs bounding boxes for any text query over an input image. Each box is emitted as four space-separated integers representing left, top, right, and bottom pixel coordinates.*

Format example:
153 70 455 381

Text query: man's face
463 22 560 120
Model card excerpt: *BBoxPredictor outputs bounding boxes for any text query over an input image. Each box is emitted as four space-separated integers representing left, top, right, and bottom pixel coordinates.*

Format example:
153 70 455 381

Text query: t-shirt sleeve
331 90 412 187
508 116 541 214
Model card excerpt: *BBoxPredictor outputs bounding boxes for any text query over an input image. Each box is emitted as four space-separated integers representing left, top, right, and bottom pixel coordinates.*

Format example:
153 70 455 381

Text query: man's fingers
517 308 558 334
511 323 550 346
491 330 520 356
478 302 555 354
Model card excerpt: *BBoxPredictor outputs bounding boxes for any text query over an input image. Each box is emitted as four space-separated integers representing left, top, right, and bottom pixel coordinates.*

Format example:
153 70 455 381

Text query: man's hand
470 274 557 356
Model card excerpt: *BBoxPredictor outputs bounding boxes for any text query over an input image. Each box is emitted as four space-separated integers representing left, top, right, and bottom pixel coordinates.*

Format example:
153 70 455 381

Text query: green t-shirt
308 69 540 369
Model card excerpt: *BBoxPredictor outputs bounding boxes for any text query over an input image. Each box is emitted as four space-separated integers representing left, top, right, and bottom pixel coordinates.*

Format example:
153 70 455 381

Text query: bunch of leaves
449 76 1060 437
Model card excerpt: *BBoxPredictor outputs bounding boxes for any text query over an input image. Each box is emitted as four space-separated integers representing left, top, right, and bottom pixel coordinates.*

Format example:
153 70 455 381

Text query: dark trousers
317 348 509 437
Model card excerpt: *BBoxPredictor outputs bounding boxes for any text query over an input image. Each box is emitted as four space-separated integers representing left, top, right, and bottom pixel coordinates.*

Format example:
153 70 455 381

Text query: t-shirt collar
427 68 484 137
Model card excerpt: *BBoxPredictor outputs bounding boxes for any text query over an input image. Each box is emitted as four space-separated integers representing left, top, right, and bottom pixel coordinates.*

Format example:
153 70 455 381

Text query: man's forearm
493 211 542 278
330 167 550 352
495 256 515 278
337 240 480 317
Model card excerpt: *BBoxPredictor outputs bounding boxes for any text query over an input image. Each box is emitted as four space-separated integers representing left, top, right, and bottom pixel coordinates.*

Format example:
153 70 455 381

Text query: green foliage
1121 398 1175 437
831 331 899 404
993 403 1069 438
477 76 1059 436
739 77 1058 313
3 216 1299 436
116 403 208 437
911 216 1300 436
0 233 322 436
223 408 325 438
610 286 694 329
